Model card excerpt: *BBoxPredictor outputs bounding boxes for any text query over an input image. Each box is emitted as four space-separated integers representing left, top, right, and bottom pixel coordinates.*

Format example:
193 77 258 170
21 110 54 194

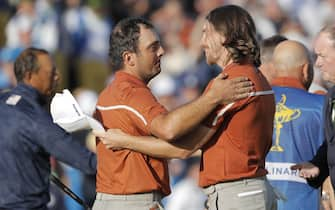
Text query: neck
272 77 306 90
122 69 150 84
20 82 49 105
216 58 234 70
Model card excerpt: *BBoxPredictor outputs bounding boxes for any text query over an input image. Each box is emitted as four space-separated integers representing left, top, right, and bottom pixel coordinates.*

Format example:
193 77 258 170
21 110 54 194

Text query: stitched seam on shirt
96 105 147 125
212 90 274 126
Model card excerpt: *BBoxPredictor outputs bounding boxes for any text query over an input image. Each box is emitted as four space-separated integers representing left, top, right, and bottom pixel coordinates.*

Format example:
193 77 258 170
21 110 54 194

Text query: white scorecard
50 89 104 132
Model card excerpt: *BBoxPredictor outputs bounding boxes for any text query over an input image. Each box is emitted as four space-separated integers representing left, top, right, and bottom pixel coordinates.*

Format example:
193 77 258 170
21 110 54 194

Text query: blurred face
314 32 335 84
135 25 164 82
200 20 230 67
66 0 81 8
30 54 59 96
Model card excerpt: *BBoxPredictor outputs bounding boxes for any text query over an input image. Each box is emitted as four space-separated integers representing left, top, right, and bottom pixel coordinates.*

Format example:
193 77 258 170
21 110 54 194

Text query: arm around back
96 125 216 159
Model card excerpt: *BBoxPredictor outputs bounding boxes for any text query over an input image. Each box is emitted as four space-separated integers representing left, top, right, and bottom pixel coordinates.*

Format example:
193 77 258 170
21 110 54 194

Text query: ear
23 71 33 83
302 63 312 79
122 51 136 67
302 62 313 89
219 35 226 45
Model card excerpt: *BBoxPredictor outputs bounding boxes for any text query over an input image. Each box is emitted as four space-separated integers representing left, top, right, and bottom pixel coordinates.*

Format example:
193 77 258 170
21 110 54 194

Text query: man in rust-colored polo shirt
96 6 278 210
92 17 253 210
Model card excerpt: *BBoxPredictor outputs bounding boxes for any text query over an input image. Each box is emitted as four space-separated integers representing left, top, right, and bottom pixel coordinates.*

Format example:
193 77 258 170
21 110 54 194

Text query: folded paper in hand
50 89 104 132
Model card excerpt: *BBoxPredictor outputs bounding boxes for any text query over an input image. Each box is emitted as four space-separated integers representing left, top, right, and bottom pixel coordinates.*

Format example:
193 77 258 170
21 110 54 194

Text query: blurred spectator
5 0 58 52
0 69 11 90
263 0 288 33
165 157 207 210
150 73 178 110
245 0 277 39
280 19 311 49
162 158 187 207
32 0 59 52
59 0 111 91
59 0 89 90
0 47 23 90
151 0 195 76
5 0 35 48
259 35 288 83
169 159 187 187
188 57 221 92
0 1 12 48
60 0 110 59
124 0 151 18
298 0 335 38
175 70 201 105
74 87 98 115
81 0 112 61
61 0 87 57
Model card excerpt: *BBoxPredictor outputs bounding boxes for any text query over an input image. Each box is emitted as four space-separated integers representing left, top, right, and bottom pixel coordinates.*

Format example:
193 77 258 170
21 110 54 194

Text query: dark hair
109 17 155 71
206 5 261 67
320 25 335 48
260 35 288 63
14 47 49 82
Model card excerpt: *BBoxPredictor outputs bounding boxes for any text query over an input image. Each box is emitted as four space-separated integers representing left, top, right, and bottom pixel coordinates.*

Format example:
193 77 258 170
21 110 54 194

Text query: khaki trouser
203 176 278 210
92 191 164 210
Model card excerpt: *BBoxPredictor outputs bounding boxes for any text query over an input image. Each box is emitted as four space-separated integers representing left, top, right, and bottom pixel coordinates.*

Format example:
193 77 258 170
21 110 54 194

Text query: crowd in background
1 0 335 209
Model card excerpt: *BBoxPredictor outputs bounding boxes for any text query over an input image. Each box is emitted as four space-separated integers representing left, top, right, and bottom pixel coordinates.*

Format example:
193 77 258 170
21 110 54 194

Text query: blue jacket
0 83 97 210
309 86 335 189
266 82 325 210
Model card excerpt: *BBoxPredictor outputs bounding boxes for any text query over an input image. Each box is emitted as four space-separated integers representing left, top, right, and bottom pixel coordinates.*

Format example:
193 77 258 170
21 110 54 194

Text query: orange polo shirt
95 71 170 196
200 63 275 187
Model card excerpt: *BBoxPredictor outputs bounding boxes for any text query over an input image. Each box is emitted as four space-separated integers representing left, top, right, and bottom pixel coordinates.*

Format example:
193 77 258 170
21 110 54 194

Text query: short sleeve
201 80 256 129
127 87 168 132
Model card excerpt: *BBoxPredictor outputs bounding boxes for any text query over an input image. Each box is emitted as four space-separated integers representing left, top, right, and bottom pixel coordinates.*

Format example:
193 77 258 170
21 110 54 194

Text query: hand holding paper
50 89 104 132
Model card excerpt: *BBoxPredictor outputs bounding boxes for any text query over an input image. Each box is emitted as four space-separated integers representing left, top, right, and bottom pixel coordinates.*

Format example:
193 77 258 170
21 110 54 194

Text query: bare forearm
120 126 216 159
150 94 218 141
122 136 190 159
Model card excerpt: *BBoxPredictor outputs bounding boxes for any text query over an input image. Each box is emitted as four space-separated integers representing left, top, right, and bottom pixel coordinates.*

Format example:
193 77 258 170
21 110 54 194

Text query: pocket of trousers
207 191 218 210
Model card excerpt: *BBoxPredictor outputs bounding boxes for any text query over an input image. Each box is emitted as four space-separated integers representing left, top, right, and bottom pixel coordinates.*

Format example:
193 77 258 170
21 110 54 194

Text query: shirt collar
15 83 46 105
271 77 306 90
222 62 255 73
115 71 147 88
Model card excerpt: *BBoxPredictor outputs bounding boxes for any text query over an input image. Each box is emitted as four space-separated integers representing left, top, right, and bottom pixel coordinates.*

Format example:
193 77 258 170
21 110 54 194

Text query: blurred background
0 0 334 209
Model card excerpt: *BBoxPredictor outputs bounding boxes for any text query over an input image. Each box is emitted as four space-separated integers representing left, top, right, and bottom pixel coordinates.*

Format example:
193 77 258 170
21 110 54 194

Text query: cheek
324 59 334 72
210 45 219 54
200 35 207 48
47 74 56 88
151 54 159 65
